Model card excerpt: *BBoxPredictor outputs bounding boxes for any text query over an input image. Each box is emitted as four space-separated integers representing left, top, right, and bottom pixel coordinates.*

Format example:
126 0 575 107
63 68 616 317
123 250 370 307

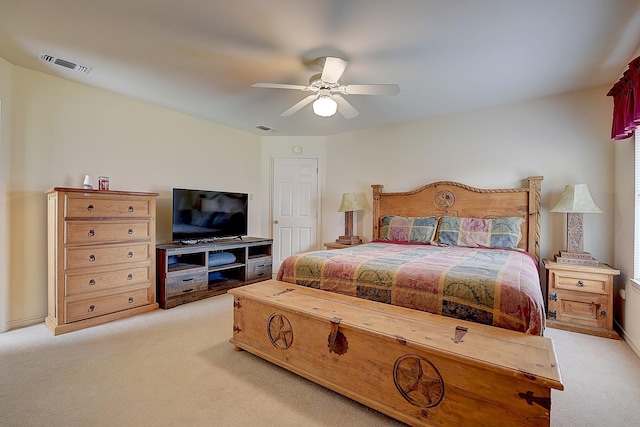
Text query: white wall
4 64 262 328
613 118 640 354
0 57 12 332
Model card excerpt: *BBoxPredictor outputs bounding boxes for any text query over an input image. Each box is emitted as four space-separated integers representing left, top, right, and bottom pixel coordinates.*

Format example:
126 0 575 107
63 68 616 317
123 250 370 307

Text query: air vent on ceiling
38 52 92 74
256 125 276 132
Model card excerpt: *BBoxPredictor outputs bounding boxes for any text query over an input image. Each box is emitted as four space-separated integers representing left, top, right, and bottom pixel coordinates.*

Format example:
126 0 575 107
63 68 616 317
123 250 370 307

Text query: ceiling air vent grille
38 52 92 74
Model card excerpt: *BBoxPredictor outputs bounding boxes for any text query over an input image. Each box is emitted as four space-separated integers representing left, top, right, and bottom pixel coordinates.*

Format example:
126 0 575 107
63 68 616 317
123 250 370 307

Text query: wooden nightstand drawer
552 271 608 295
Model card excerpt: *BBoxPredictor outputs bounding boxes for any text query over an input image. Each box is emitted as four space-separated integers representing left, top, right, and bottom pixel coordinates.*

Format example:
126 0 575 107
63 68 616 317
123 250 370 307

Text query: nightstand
324 242 361 250
544 259 620 339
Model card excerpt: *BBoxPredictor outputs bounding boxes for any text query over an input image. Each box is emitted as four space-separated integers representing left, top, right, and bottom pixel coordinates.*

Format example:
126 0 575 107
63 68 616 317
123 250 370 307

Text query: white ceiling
1 1 640 136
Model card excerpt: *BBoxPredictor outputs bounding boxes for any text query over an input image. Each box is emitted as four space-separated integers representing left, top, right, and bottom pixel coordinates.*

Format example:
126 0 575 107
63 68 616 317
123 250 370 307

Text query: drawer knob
601 310 607 317
89 279 96 286
89 255 96 262
88 229 95 237
128 297 134 303
88 305 95 312
128 228 134 235
577 280 584 287
87 204 95 211
128 206 134 212
127 252 133 258
127 274 133 280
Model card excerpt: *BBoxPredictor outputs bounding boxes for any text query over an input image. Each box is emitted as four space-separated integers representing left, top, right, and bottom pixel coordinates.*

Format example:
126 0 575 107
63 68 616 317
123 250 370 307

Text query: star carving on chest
404 359 442 404
267 313 293 349
394 354 445 408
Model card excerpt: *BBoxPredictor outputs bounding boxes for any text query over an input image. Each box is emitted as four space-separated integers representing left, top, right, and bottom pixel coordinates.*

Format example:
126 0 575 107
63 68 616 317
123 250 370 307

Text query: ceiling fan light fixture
312 95 337 117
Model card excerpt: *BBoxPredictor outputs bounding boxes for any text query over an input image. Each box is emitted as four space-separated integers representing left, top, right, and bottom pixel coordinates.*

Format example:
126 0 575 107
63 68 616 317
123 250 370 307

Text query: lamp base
336 235 362 245
554 250 598 266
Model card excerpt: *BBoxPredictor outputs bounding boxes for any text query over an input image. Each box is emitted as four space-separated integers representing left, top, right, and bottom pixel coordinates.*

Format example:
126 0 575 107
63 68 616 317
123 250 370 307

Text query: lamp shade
550 184 603 214
312 95 337 117
338 192 364 212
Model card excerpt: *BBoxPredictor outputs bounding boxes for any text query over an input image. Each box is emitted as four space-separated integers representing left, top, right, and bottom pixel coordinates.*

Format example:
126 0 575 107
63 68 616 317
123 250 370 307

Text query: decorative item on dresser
544 259 621 339
550 184 603 266
45 187 159 335
336 192 363 245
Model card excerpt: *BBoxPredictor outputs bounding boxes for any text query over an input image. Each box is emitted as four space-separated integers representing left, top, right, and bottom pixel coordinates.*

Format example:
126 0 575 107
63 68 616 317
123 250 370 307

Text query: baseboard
615 319 640 359
6 314 46 332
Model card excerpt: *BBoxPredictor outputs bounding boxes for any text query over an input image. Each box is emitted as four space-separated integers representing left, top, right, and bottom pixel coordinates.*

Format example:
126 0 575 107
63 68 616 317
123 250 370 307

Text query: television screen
172 188 248 242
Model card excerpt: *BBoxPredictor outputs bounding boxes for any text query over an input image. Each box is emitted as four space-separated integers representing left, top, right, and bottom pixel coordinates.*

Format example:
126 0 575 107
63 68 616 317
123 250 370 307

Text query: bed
277 176 545 335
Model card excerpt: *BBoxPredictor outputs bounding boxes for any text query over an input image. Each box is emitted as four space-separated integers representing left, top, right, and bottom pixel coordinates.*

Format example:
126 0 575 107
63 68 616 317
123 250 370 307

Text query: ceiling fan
252 57 400 118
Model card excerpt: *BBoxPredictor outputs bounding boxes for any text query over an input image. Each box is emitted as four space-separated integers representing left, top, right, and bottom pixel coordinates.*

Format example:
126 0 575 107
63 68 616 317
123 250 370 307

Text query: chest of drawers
45 187 159 335
544 259 620 339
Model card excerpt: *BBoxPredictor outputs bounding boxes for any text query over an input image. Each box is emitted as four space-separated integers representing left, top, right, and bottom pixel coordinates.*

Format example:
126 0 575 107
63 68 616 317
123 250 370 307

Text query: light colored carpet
0 293 638 426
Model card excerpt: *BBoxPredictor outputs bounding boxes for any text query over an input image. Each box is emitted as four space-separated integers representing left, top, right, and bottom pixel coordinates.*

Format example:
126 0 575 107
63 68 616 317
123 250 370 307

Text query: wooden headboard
371 176 543 263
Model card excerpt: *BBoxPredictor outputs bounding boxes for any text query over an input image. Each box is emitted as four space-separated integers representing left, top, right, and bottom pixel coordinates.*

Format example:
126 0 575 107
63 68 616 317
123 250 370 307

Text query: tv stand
156 237 272 309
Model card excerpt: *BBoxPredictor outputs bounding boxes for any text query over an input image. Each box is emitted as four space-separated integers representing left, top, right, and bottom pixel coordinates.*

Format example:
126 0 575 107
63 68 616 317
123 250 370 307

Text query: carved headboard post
371 184 383 239
527 176 543 264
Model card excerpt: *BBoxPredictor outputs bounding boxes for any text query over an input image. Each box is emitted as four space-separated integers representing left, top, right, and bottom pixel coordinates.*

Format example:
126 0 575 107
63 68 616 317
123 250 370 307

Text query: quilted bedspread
276 242 545 335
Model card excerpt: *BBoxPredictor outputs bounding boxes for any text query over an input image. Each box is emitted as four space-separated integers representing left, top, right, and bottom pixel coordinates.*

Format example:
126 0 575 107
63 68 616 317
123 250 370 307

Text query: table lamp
336 192 363 245
550 184 603 265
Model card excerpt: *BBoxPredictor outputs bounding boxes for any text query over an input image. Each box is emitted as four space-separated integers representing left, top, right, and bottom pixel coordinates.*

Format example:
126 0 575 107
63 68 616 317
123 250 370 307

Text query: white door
272 157 319 275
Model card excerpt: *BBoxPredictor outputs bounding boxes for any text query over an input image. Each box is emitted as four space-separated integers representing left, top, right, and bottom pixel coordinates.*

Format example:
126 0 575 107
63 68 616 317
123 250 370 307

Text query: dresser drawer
65 221 150 244
165 271 208 298
65 265 150 296
65 287 150 323
65 243 150 270
65 193 152 218
247 257 272 281
552 270 608 295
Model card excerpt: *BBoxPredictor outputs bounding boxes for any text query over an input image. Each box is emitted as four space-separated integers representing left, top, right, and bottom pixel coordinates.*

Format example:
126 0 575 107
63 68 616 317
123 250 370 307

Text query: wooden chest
229 280 563 427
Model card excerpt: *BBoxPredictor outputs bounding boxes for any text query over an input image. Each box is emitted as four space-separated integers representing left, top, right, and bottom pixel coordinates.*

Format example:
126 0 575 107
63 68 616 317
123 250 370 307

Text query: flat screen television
172 188 248 242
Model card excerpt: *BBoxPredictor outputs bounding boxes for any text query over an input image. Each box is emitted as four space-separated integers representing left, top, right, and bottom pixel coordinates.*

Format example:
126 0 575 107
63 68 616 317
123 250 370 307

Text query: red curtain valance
607 56 640 140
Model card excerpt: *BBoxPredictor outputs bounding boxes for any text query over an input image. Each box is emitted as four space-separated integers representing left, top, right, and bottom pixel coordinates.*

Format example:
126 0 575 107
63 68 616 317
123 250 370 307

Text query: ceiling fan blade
252 82 308 90
334 94 359 119
321 57 348 84
281 94 317 117
342 84 400 96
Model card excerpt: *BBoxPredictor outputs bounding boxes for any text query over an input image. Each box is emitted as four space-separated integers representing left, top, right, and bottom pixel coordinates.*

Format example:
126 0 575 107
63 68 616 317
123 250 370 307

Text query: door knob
273 220 279 224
